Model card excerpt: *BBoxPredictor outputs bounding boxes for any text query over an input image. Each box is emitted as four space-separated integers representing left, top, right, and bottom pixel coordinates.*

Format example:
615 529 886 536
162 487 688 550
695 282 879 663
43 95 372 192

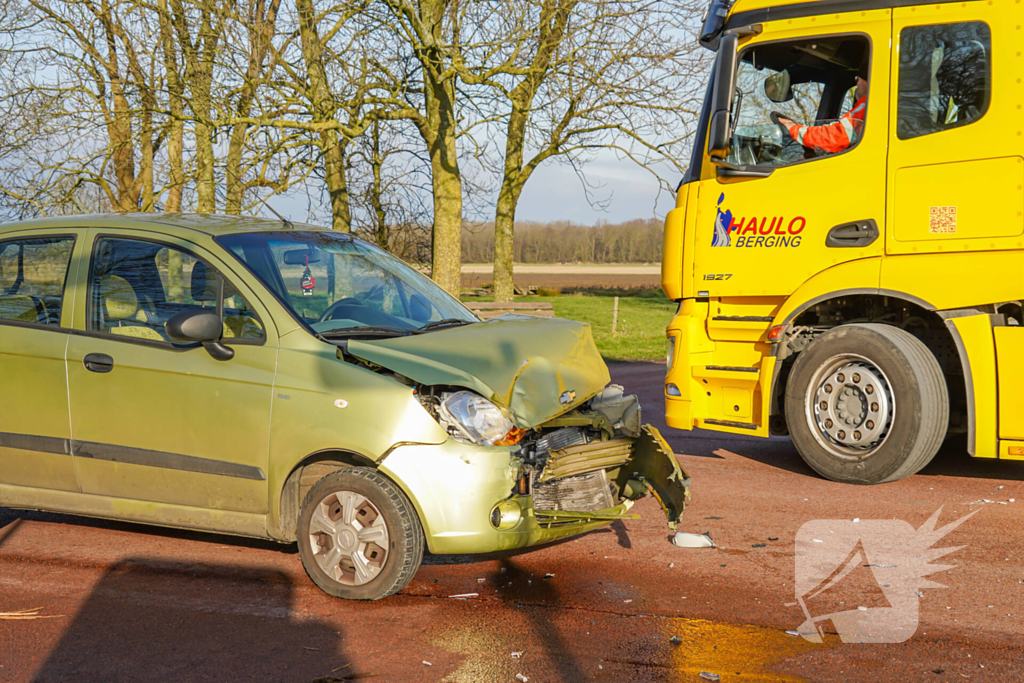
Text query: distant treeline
462 218 662 263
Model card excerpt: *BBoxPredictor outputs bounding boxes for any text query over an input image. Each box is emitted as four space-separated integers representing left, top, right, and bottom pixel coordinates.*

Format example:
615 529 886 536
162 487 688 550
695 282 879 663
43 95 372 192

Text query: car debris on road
672 531 716 548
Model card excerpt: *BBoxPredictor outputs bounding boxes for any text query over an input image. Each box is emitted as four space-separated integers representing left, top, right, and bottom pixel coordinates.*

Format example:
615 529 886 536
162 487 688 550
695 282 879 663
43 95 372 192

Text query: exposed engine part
589 385 641 438
536 426 588 454
539 437 634 482
532 469 616 513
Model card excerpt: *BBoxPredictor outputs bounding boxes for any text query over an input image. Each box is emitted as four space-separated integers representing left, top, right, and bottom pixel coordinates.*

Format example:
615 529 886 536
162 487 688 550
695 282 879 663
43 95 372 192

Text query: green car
0 214 689 599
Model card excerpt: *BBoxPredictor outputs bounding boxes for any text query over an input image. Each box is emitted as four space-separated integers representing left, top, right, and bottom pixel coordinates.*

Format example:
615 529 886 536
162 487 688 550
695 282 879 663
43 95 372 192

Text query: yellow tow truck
663 0 1023 483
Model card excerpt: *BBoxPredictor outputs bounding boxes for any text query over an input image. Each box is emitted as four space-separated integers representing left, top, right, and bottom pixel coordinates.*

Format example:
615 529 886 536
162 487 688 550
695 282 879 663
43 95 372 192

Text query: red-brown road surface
1 362 1022 682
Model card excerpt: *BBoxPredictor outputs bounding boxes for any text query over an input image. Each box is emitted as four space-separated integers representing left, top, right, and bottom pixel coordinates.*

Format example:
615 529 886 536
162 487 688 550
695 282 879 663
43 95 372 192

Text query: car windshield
217 231 477 335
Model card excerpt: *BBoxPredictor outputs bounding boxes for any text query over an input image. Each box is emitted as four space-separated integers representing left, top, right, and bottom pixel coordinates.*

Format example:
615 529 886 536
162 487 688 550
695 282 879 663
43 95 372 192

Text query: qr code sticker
929 206 957 234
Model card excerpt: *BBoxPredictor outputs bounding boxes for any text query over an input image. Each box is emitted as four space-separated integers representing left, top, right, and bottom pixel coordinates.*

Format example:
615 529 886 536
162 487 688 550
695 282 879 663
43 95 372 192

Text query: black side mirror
707 32 739 159
165 309 234 361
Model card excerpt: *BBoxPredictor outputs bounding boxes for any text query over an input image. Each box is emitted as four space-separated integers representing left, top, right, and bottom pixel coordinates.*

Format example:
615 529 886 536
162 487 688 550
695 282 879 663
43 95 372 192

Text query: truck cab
663 0 1024 483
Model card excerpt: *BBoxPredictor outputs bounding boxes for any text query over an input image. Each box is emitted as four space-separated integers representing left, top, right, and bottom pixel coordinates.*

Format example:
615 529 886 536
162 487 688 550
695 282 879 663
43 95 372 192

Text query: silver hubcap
309 491 389 586
807 355 894 459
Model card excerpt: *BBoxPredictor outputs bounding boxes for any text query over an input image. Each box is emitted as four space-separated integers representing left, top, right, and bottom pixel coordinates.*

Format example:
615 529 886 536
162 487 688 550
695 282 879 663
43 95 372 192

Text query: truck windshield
217 231 477 336
726 36 869 167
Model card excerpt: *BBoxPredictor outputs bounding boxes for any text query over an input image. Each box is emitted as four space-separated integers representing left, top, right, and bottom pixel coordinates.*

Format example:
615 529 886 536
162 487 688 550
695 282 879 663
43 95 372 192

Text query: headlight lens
666 334 676 369
439 391 517 446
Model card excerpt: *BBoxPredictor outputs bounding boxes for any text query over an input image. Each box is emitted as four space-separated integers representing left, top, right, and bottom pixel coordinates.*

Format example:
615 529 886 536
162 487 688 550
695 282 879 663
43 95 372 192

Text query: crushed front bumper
379 425 689 555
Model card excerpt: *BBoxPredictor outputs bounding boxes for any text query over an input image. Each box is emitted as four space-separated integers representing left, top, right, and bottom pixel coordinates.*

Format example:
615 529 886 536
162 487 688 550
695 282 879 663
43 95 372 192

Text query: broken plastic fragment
669 635 683 644
448 593 478 599
672 531 716 548
511 651 524 659
515 675 529 682
699 672 721 681
785 630 799 636
423 661 432 666
543 573 555 579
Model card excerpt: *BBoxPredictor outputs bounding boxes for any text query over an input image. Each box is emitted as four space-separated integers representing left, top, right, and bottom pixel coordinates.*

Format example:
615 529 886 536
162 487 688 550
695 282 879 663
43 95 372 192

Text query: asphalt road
1 362 1022 682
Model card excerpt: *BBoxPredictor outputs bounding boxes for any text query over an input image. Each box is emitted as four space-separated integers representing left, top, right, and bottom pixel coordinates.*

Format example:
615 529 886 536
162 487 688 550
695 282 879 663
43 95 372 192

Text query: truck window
726 35 870 168
897 22 991 140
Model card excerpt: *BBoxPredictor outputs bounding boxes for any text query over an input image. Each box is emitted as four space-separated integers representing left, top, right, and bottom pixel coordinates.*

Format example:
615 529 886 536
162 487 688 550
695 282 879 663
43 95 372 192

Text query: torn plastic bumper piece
627 425 690 530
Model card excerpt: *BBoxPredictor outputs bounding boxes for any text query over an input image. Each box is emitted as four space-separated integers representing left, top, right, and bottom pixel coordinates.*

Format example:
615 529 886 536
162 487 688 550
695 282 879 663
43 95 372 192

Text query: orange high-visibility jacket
786 97 867 153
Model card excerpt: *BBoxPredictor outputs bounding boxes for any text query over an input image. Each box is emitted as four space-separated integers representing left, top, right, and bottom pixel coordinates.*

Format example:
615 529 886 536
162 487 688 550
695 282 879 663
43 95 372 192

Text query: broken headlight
437 391 523 446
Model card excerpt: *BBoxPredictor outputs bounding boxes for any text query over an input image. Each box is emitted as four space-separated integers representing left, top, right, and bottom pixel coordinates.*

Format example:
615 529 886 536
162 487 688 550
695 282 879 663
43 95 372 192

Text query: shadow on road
492 558 589 682
919 435 1024 481
31 558 349 683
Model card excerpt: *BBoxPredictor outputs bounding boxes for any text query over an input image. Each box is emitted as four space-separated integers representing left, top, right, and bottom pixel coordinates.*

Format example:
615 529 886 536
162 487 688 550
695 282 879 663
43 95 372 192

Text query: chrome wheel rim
308 491 389 586
805 354 894 460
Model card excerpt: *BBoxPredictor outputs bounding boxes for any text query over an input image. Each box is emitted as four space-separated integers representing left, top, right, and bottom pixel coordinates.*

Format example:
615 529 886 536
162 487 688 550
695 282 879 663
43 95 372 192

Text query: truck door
690 12 891 300
881 6 1024 449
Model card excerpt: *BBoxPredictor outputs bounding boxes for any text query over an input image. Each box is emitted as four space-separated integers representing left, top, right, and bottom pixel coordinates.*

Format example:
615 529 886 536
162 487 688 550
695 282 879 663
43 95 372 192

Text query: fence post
612 296 619 334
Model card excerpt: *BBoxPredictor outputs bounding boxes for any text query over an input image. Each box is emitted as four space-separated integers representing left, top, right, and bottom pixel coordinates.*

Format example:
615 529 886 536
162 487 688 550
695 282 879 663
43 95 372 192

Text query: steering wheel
318 297 365 322
770 111 792 139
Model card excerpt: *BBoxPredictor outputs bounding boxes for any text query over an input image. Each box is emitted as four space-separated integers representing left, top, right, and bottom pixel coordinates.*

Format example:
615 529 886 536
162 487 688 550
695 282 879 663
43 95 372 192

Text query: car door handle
83 353 114 374
826 219 879 248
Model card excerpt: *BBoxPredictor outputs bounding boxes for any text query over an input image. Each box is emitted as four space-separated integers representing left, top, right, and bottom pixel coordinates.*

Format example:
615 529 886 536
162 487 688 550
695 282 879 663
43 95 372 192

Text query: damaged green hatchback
0 214 689 599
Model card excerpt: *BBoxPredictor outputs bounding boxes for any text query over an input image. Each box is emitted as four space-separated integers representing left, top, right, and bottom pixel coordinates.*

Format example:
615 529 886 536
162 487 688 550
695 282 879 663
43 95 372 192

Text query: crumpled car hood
346 314 611 428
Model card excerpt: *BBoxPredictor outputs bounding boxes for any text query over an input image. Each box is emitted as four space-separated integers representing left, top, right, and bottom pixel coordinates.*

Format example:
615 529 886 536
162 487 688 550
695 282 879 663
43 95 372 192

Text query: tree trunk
429 129 462 296
98 6 138 212
322 132 350 231
493 103 529 302
224 124 247 214
422 50 462 297
492 180 522 302
159 0 184 213
295 0 350 231
225 0 280 214
491 0 574 302
194 115 216 213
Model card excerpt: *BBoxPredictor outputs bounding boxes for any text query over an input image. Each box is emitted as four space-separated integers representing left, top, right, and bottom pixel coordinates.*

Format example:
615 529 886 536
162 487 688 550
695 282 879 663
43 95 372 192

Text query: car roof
0 212 329 237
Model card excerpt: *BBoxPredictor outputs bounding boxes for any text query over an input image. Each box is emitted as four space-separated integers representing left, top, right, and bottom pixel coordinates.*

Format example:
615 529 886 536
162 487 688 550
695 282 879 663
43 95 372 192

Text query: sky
511 153 682 225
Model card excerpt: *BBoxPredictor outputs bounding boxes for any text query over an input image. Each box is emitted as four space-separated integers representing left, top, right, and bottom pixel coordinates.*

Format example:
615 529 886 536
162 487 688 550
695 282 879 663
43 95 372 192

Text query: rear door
65 229 279 514
0 232 80 491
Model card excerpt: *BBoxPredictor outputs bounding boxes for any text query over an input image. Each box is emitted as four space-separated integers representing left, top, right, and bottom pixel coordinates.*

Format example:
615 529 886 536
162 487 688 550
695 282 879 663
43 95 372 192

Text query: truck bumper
665 298 775 437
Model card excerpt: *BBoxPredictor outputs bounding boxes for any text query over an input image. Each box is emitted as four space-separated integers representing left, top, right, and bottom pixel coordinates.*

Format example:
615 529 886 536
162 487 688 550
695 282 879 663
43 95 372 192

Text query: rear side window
0 236 75 326
897 21 991 140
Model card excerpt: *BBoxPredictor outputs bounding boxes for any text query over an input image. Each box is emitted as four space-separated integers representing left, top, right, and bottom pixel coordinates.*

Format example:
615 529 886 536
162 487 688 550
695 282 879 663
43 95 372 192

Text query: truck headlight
438 391 519 446
667 335 677 369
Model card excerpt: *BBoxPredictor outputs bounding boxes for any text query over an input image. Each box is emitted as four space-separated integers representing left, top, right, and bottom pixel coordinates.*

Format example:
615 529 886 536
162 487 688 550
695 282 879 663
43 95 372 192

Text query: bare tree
455 0 706 301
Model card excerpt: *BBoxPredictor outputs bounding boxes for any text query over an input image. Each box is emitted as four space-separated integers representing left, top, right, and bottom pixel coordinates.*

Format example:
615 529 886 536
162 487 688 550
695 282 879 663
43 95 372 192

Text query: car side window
89 237 265 342
0 236 75 326
897 21 991 140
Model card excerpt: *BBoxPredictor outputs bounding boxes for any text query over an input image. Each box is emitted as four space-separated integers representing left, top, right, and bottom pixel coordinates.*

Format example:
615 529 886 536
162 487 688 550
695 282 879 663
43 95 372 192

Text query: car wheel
785 323 948 484
297 467 423 600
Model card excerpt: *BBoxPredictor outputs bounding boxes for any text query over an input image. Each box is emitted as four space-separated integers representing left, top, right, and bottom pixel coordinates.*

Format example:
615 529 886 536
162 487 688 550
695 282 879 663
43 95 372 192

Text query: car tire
785 323 948 484
297 467 423 600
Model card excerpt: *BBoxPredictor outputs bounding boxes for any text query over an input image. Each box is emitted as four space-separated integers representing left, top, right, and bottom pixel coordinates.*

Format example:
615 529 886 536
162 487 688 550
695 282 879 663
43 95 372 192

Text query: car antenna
256 196 293 229
225 168 293 228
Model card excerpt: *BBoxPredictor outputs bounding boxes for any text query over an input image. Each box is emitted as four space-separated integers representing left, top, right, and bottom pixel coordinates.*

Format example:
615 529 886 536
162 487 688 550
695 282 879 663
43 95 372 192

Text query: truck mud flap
629 424 690 530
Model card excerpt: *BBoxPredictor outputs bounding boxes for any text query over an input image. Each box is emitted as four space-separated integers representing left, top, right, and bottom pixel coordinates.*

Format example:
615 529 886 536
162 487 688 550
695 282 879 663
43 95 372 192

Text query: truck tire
785 323 948 484
297 467 423 600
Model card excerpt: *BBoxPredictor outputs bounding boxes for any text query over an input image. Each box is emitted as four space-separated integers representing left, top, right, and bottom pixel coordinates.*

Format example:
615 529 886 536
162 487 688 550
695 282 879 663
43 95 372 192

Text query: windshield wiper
419 318 475 331
319 325 421 338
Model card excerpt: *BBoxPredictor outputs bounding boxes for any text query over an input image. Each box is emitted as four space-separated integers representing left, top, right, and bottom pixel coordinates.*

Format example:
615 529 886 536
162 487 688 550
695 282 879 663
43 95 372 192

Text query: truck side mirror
707 32 739 159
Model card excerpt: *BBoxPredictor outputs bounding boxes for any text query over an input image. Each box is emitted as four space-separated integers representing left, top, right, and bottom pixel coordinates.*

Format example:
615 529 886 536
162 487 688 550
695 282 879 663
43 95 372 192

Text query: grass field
463 290 675 362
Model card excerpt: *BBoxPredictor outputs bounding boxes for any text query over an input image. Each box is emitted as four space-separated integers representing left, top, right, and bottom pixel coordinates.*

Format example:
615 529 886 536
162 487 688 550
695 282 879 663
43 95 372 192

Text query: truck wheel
785 324 948 484
297 467 423 600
